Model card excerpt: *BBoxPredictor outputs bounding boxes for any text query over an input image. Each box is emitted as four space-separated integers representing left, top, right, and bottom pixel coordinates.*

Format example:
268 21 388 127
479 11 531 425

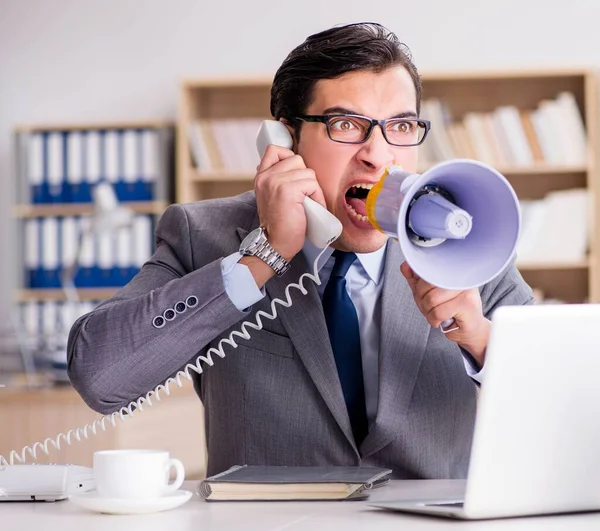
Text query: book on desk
198 465 392 501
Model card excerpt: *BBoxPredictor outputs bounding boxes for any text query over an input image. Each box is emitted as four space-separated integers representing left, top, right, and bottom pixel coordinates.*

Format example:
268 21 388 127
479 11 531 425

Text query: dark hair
270 22 422 129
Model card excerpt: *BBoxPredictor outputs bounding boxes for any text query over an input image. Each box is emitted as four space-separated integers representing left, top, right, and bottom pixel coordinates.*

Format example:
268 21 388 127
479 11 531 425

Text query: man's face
295 66 419 253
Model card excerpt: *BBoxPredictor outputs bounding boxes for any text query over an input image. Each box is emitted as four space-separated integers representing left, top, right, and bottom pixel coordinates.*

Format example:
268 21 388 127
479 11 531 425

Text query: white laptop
373 303 600 520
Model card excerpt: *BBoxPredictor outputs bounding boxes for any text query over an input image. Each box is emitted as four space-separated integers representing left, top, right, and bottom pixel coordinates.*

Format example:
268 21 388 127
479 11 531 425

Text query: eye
390 121 413 133
329 118 359 131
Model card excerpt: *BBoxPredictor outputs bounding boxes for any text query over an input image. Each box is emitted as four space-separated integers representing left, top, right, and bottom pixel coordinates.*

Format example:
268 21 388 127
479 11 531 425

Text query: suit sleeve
67 204 250 415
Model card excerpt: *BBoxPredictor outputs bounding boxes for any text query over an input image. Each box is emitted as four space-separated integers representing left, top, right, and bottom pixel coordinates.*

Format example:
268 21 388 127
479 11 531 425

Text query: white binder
122 130 138 199
41 217 59 287
116 225 133 284
78 217 96 286
47 132 63 202
141 129 158 199
28 133 44 203
85 131 102 189
67 132 83 202
97 230 115 286
60 216 78 273
104 130 120 184
132 215 152 269
24 219 40 287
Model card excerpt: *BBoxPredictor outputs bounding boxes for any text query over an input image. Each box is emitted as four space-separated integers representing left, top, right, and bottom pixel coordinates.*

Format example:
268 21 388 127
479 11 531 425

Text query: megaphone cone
366 159 521 291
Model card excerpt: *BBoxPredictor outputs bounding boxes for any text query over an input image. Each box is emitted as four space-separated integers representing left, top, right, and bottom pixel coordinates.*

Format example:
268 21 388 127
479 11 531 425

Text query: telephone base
0 463 94 502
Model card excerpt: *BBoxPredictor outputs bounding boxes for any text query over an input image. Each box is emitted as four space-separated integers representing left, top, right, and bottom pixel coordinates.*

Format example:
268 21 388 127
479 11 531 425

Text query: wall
0 0 597 315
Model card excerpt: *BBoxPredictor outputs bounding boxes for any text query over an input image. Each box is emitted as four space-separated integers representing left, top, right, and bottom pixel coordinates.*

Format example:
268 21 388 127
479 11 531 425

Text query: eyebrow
321 106 418 119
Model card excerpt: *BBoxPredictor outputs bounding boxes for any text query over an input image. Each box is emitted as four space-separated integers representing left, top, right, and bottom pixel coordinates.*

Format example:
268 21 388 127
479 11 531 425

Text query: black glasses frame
295 113 431 146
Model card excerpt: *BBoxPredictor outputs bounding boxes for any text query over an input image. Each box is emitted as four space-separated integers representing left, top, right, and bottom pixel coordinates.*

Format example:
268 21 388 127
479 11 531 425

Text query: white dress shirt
221 241 483 426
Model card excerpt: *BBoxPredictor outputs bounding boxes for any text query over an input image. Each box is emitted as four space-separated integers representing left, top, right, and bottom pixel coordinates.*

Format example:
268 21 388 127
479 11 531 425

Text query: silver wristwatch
239 227 291 276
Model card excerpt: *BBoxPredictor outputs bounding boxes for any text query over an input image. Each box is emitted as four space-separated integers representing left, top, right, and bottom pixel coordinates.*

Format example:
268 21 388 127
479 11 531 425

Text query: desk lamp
61 181 134 304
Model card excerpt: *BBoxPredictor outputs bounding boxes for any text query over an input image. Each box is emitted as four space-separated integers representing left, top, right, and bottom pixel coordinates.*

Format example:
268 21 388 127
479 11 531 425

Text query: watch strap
243 229 291 276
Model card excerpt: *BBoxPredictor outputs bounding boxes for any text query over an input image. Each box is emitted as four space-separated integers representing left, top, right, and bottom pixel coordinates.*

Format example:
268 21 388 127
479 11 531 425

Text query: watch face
240 227 264 252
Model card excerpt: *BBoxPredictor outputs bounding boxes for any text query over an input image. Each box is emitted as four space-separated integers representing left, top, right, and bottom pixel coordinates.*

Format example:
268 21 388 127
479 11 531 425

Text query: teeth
345 202 369 222
348 183 374 194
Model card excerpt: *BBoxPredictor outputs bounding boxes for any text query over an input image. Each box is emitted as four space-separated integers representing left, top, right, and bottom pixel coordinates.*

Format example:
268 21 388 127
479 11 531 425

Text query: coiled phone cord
0 248 329 466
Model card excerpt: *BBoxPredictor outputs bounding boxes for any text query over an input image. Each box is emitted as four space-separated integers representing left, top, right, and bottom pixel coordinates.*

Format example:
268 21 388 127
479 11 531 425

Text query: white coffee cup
93 449 185 499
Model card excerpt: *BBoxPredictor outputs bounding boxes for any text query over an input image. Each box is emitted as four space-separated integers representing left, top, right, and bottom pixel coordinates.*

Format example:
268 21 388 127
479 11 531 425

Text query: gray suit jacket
67 191 534 479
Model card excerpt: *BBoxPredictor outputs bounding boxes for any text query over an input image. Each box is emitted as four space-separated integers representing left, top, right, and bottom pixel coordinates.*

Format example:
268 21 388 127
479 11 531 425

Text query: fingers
402 263 462 302
258 153 307 176
260 175 324 205
420 287 462 315
422 294 464 327
400 262 416 283
401 262 437 300
255 147 326 209
256 144 297 173
401 261 485 337
400 261 463 325
255 168 318 201
253 143 328 261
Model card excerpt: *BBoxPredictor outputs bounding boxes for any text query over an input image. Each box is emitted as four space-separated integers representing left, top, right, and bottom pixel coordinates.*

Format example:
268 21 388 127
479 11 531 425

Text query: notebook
197 465 392 501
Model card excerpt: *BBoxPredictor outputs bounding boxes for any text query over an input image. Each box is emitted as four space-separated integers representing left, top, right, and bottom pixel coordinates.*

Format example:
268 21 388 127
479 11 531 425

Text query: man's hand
400 262 490 367
241 144 327 288
254 144 327 260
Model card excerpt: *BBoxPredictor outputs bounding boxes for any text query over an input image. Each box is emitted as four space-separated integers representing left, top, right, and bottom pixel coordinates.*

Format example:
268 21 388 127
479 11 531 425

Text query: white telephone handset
256 120 342 248
0 122 340 471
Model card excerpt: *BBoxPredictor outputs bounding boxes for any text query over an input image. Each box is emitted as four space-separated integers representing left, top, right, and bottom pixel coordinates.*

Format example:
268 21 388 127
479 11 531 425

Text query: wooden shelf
182 76 272 89
493 165 589 175
192 165 590 184
192 171 254 182
15 120 173 133
517 260 591 271
15 288 119 302
419 68 595 82
12 201 168 218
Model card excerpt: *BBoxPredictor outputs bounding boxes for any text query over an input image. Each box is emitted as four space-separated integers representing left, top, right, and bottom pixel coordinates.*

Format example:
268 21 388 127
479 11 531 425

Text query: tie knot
331 251 357 279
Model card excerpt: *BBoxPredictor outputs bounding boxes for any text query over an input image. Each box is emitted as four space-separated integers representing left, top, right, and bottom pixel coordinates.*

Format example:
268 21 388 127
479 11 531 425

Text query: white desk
2 480 600 531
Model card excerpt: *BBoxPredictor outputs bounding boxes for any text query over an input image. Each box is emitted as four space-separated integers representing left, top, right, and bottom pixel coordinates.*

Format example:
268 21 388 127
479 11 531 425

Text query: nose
355 125 396 172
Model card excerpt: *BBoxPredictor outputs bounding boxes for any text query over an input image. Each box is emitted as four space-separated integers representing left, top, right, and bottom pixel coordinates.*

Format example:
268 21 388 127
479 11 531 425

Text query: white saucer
69 489 193 515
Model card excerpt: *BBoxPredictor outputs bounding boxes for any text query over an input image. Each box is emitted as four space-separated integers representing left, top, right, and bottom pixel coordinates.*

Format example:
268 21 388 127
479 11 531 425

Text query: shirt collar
301 239 387 285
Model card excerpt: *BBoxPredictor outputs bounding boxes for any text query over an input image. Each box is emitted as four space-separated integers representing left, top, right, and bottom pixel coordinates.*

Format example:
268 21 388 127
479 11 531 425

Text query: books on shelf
187 92 587 173
419 91 587 168
23 127 167 204
15 123 173 295
198 465 392 501
188 118 263 174
23 214 154 289
516 188 590 266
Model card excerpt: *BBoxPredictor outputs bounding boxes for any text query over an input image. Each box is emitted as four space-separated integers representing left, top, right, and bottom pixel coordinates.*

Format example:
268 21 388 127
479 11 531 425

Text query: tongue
347 197 367 217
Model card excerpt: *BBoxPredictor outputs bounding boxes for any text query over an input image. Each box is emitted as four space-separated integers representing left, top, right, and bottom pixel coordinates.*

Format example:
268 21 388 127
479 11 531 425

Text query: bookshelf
177 70 599 304
11 120 174 379
2 121 211 477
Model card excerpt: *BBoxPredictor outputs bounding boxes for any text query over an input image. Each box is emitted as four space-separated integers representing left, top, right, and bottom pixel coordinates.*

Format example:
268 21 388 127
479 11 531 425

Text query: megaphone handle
440 319 459 334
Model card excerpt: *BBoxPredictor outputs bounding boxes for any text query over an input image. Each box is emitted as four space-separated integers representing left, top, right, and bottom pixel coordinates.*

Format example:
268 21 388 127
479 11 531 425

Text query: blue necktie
322 251 368 445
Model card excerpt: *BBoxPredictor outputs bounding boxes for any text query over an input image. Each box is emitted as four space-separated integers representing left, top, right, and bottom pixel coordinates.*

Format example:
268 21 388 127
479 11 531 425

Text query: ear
280 118 298 153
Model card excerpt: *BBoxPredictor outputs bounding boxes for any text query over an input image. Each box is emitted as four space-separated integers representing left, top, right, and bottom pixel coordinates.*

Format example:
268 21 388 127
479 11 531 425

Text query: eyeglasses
295 114 431 147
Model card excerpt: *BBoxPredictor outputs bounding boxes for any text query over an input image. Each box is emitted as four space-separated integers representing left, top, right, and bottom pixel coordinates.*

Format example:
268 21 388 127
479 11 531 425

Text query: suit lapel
236 227 357 453
360 240 431 458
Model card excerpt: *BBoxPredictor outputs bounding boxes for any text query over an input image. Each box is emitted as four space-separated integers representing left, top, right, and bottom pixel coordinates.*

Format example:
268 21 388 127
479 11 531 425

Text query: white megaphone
366 159 521 291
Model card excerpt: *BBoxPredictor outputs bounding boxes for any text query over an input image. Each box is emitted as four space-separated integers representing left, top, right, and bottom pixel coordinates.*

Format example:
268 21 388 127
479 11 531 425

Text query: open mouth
344 183 373 222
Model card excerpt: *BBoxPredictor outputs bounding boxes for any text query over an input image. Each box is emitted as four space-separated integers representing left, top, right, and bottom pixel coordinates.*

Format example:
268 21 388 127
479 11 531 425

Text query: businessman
67 22 533 479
